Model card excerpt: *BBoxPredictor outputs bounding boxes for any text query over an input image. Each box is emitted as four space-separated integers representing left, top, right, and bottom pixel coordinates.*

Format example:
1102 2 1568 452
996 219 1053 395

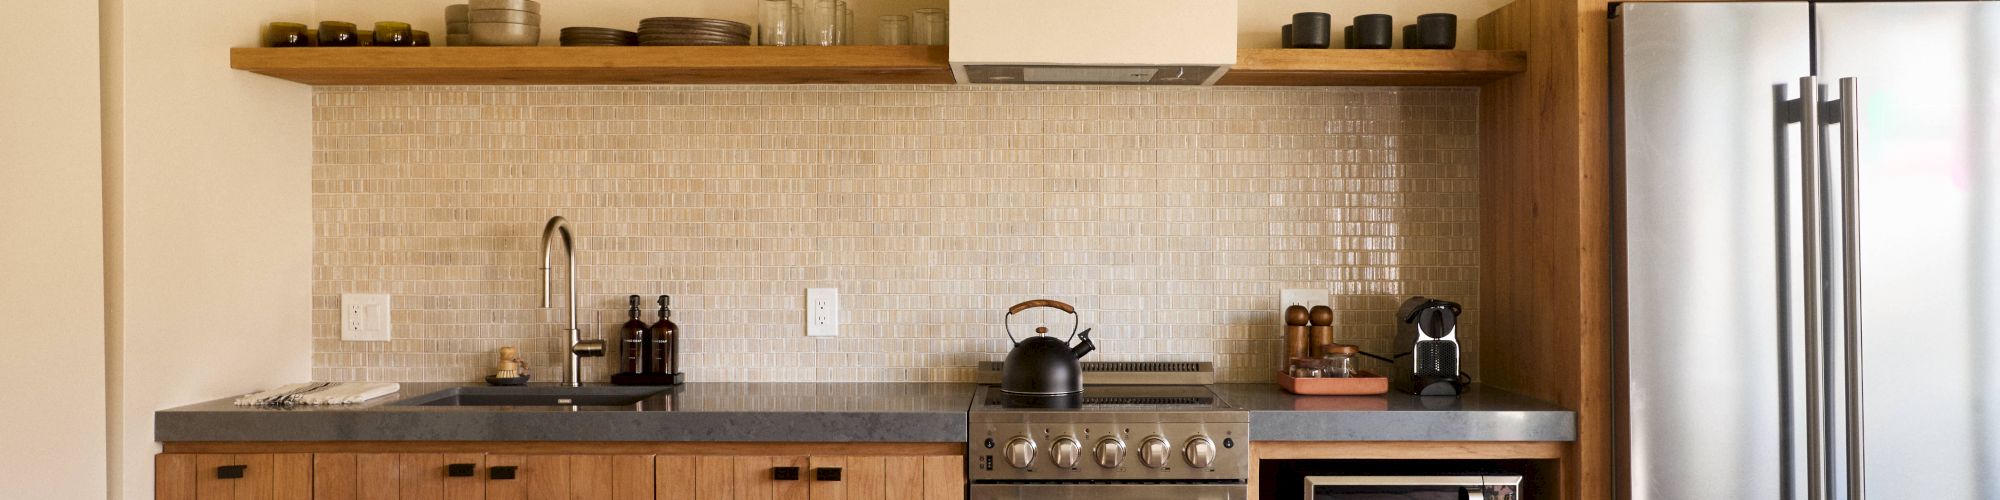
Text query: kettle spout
1070 329 1095 359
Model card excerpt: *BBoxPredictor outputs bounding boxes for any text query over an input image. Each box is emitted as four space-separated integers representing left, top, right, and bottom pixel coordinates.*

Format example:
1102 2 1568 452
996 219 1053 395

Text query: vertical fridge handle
1835 76 1866 500
1796 75 1828 500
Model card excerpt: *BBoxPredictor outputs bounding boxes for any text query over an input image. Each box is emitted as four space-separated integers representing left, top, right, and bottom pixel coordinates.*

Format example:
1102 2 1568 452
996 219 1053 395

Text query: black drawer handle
216 465 247 480
489 465 518 480
447 463 477 477
772 466 800 481
816 467 842 482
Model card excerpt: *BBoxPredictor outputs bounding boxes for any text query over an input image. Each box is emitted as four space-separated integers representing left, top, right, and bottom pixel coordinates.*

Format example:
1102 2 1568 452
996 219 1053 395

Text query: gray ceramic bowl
445 33 474 46
470 0 540 14
445 4 470 23
447 21 470 34
469 9 539 24
468 21 540 45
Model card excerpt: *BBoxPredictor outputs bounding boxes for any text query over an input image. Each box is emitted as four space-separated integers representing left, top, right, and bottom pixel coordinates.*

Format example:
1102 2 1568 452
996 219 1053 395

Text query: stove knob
1093 437 1127 469
1183 436 1217 469
1049 436 1081 469
1003 437 1037 469
1139 436 1171 469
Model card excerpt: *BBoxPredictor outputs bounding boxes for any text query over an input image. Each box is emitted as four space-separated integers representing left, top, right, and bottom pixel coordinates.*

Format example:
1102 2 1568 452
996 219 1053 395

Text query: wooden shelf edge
229 46 1525 86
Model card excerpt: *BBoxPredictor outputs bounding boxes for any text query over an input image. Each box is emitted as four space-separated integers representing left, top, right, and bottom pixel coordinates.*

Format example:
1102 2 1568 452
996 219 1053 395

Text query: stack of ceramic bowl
637 17 751 46
467 0 540 46
444 5 472 46
560 27 637 46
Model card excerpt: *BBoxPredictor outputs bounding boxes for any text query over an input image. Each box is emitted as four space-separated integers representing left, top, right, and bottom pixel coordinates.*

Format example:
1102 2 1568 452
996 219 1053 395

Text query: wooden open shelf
231 46 1525 86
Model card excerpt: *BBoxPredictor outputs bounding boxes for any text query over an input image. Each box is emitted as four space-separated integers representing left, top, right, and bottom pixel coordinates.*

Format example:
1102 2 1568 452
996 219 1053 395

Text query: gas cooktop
972 384 1240 412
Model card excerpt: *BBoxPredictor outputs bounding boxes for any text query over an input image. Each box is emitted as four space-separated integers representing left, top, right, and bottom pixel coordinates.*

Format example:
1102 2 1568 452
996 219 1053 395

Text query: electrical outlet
806 288 839 337
1280 288 1330 312
341 293 392 342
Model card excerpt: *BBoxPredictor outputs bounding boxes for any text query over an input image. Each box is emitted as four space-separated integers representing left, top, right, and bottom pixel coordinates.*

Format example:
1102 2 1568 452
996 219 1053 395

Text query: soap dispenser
619 295 650 374
649 295 679 376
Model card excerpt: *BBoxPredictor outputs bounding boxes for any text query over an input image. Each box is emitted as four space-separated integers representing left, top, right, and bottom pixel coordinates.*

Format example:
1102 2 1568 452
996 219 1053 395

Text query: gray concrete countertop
156 382 975 443
1212 383 1577 442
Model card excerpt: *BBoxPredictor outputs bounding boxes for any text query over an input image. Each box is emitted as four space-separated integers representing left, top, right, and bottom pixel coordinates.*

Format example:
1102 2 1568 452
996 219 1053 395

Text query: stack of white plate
466 0 540 46
445 4 472 46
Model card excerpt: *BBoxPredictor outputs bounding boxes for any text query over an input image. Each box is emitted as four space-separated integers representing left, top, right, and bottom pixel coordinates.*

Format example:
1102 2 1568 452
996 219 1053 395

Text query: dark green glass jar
318 21 359 46
266 22 311 47
373 21 415 46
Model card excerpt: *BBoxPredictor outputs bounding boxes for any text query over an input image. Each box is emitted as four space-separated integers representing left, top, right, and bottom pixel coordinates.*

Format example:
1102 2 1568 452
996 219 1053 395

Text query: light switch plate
806 288 839 337
1280 288 1330 316
341 293 392 342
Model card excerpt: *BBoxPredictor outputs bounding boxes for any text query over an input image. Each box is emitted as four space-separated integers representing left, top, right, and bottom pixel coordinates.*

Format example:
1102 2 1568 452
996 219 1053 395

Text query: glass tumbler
317 21 360 47
912 8 945 46
836 2 852 45
878 15 909 45
808 0 836 46
266 22 311 47
759 0 792 46
789 2 804 45
373 21 415 46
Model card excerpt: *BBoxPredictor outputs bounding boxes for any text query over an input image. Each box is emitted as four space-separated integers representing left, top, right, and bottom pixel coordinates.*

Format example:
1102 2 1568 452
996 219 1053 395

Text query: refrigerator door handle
1832 76 1866 500
1796 75 1828 500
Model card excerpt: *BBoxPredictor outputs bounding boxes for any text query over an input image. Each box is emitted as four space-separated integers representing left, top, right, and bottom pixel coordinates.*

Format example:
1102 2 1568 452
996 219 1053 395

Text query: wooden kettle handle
1007 299 1075 315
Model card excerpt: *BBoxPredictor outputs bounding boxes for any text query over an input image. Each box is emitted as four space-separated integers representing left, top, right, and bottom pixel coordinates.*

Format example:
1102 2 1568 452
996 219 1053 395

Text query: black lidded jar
650 295 679 374
1417 13 1458 49
620 295 650 374
1290 12 1332 49
1352 14 1394 49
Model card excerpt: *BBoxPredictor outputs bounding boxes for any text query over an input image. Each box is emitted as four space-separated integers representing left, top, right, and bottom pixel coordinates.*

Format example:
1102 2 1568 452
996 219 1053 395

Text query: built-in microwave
1304 475 1521 499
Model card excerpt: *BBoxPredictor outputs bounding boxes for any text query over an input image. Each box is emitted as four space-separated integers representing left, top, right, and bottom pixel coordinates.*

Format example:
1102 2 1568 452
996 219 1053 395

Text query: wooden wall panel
919 456 962 500
654 456 697 500
273 454 313 500
400 454 445 500
611 455 655 500
523 455 570 500
882 457 924 500
694 456 734 500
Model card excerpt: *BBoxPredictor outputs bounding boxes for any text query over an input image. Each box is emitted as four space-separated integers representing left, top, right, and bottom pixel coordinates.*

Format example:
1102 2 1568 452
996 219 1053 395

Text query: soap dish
485 374 530 386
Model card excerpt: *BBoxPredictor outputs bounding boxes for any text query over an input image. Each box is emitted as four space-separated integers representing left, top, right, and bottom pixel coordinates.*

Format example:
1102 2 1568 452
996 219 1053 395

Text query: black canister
1290 12 1332 49
1417 13 1458 49
1282 24 1294 48
1403 25 1418 49
1352 14 1393 49
1344 25 1355 49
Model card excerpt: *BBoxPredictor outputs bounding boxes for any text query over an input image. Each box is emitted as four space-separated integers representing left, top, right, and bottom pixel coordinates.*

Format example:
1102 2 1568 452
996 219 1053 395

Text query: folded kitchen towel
233 382 401 406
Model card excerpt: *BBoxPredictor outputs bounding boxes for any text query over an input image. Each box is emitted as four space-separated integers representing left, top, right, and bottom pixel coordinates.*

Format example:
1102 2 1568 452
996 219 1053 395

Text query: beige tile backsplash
311 84 1481 384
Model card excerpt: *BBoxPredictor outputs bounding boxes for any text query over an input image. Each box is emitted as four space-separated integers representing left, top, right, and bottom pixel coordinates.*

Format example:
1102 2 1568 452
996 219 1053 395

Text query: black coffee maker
1393 297 1469 396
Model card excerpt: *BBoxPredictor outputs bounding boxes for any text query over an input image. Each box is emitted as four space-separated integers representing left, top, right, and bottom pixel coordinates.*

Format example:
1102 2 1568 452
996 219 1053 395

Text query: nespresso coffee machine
1393 297 1469 396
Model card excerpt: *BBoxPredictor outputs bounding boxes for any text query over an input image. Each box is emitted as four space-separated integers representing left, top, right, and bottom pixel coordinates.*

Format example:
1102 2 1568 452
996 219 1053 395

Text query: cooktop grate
973 361 1215 385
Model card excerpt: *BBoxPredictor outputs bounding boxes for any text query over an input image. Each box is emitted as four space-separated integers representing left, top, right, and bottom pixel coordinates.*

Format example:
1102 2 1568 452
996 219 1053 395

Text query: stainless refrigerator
1615 2 2000 499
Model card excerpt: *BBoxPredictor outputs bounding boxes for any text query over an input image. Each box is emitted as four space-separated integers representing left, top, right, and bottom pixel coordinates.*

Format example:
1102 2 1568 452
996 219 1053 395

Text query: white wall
102 0 315 497
0 1 107 498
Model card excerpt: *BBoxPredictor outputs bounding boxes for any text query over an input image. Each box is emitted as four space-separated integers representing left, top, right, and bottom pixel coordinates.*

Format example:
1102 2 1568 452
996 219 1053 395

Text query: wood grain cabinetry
158 444 965 500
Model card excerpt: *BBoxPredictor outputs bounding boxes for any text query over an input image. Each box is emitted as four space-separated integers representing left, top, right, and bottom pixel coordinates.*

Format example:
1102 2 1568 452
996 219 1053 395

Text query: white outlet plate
1280 288 1330 314
806 288 839 337
341 293 392 342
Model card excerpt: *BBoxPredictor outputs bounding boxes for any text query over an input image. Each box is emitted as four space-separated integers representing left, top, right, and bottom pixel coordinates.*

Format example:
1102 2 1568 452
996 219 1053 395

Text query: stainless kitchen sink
395 386 670 407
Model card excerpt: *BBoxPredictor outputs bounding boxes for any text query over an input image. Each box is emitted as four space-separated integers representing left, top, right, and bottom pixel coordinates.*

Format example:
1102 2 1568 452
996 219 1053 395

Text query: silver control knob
1183 436 1217 469
1139 436 1171 469
1003 437 1037 469
1049 436 1081 469
1093 437 1127 469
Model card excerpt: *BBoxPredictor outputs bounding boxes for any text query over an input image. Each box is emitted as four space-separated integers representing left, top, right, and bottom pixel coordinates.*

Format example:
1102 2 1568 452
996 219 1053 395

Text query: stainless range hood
948 0 1238 85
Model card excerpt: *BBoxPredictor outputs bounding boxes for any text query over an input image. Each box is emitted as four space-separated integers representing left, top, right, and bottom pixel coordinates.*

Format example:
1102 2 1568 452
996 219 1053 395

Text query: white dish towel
233 382 401 406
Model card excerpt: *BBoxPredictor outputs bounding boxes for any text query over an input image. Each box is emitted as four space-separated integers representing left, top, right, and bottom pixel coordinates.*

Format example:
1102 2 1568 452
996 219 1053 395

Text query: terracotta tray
1276 370 1389 396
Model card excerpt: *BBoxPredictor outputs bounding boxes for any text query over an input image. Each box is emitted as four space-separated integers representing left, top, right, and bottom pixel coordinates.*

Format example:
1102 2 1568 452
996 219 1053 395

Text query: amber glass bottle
650 295 680 374
620 295 650 374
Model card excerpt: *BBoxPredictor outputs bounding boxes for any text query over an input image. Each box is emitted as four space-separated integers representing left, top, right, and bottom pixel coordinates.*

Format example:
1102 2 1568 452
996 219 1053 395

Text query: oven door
1303 475 1521 500
970 483 1247 500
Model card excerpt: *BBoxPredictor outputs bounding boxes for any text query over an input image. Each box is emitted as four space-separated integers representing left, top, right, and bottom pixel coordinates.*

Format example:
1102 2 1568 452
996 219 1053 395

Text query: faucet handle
572 338 607 358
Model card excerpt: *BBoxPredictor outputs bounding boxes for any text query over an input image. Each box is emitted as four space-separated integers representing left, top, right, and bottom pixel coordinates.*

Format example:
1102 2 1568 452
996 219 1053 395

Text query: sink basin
396 386 670 407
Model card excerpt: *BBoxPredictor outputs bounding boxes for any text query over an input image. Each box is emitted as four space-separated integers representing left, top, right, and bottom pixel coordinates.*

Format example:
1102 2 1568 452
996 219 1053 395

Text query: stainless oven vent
975 361 1214 385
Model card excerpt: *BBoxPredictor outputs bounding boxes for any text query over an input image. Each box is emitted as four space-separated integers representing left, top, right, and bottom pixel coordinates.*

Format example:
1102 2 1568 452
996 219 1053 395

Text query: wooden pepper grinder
1284 305 1311 362
1308 305 1335 357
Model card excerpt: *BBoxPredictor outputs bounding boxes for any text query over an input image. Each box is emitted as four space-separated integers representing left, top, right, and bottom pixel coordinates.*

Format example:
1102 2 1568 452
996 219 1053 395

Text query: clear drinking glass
807 0 836 46
878 15 909 45
789 2 804 45
912 8 946 46
759 0 791 45
836 2 852 45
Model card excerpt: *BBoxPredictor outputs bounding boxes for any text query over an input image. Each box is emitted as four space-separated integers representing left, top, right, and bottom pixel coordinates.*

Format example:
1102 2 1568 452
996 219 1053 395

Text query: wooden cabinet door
313 453 486 500
805 456 961 500
484 454 654 500
655 456 808 500
156 453 310 500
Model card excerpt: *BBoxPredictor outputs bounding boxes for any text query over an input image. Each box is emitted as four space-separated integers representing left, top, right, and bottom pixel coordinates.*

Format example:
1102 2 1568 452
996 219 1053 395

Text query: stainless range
966 382 1250 499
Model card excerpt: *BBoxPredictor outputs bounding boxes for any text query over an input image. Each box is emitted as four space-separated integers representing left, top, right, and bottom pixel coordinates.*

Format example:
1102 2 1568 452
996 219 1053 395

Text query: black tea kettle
1000 299 1096 395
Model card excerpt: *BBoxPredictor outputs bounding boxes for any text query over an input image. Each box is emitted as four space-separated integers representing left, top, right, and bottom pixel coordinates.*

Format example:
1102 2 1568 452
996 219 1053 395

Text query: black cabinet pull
215 465 247 480
815 467 842 482
772 466 801 481
489 465 518 480
447 463 477 477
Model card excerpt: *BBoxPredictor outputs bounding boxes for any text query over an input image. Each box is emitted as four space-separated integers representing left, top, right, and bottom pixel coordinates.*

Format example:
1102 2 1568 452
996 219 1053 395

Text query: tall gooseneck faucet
540 216 605 387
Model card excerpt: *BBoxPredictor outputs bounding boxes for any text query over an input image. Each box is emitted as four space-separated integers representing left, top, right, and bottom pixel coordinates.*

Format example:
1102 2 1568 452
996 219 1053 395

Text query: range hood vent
949 0 1237 85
